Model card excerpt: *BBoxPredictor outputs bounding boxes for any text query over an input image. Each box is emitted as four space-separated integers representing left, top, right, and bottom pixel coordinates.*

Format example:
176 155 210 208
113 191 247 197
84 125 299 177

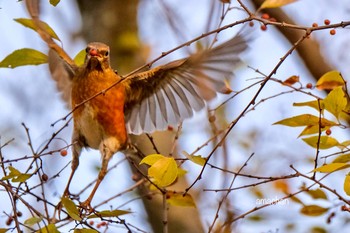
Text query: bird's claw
79 199 94 214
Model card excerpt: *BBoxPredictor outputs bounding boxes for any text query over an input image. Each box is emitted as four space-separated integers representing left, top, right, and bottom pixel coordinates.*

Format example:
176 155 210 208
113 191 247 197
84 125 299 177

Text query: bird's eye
85 47 90 53
105 51 109 56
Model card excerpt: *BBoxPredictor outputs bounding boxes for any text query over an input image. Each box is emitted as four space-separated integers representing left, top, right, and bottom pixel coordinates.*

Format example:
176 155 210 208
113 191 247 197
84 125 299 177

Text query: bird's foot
79 199 94 214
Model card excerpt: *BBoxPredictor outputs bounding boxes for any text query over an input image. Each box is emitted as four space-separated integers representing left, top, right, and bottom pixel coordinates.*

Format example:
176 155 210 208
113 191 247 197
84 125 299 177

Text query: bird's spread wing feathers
123 32 249 134
48 49 76 107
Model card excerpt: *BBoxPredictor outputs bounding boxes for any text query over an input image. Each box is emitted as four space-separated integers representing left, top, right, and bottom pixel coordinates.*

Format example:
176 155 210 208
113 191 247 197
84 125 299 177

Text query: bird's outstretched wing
26 0 77 107
48 49 76 107
123 32 249 134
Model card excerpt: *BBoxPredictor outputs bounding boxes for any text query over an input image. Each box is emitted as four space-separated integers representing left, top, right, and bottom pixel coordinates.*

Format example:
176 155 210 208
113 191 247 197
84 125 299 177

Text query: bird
47 32 249 211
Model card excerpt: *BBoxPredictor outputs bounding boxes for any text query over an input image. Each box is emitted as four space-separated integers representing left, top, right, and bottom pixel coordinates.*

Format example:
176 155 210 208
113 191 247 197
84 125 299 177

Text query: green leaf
24 217 42 226
344 173 350 196
312 163 350 173
273 114 336 128
140 154 164 166
332 154 350 163
300 205 328 216
14 18 60 41
73 49 86 67
74 229 98 233
260 0 297 9
50 0 60 6
306 189 327 200
302 136 339 149
182 151 206 166
61 197 82 221
316 70 345 90
36 224 59 233
323 87 347 119
0 49 47 68
88 209 131 219
166 192 196 207
149 157 178 187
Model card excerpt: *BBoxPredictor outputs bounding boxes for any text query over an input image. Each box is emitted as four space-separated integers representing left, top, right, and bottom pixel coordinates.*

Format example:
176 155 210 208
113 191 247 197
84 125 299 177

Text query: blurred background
1 0 350 232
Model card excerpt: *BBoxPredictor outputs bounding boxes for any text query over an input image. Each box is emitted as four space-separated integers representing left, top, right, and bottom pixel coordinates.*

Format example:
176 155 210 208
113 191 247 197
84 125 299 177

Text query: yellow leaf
2 166 32 183
298 125 331 137
338 140 350 150
140 154 164 166
166 192 196 207
290 196 304 205
293 100 324 111
306 189 328 200
74 49 86 66
316 70 345 90
177 168 188 177
24 217 42 226
0 48 48 68
302 136 339 149
273 114 336 128
61 197 82 221
274 180 289 194
312 163 350 173
182 151 206 166
260 0 298 9
88 209 131 219
74 229 99 233
344 173 350 196
36 224 59 233
300 205 328 216
323 87 347 119
14 18 60 41
149 157 178 187
0 229 8 233
332 154 350 163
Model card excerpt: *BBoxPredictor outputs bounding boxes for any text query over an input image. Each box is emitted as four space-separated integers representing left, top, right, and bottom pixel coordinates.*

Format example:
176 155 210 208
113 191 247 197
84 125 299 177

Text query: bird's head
84 42 111 71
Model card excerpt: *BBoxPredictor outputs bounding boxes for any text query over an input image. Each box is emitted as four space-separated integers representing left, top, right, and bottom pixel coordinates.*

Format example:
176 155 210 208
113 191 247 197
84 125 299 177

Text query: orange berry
312 22 318 27
306 83 313 89
326 129 332 135
100 221 107 226
261 13 270 20
260 24 267 31
89 220 94 226
167 125 174 131
131 173 140 181
330 29 336 35
269 17 277 22
209 115 216 123
60 149 68 157
249 21 254 27
324 19 330 25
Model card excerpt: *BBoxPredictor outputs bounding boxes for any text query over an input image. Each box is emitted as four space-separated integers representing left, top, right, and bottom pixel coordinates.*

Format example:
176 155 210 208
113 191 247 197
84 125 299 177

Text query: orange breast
71 68 127 149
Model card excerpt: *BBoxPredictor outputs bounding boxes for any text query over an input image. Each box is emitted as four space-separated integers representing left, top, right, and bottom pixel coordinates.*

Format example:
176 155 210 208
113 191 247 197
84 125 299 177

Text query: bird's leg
54 137 82 219
62 150 80 199
79 140 115 212
62 135 83 199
